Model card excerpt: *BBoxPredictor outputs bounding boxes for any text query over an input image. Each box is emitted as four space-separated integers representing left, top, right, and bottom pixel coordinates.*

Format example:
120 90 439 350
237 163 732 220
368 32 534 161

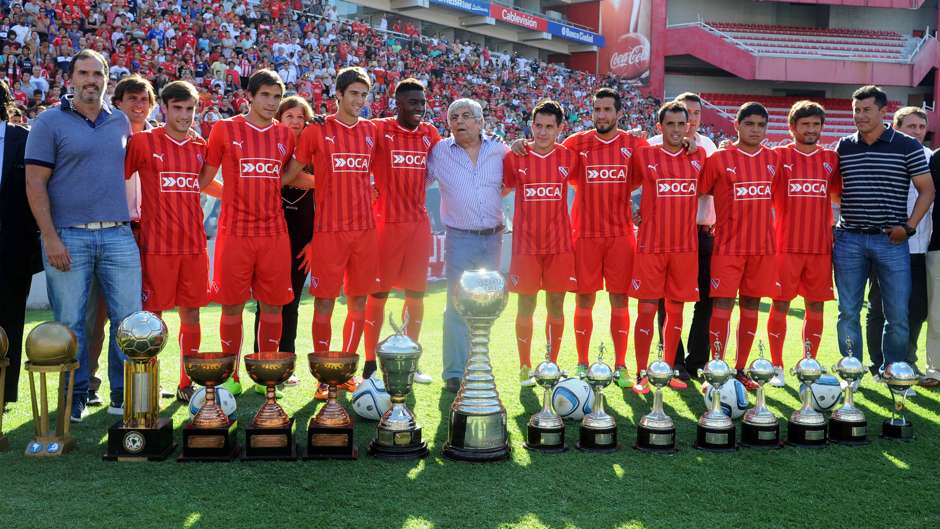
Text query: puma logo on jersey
647 163 658 172
152 153 164 163
331 153 370 172
384 134 394 142
637 328 651 336
788 179 828 197
733 181 772 200
240 158 281 179
232 140 244 149
518 167 528 176
391 150 426 169
585 165 627 183
725 167 737 175
579 151 590 158
324 136 335 144
159 171 200 193
783 163 794 172
656 179 697 197
523 183 562 201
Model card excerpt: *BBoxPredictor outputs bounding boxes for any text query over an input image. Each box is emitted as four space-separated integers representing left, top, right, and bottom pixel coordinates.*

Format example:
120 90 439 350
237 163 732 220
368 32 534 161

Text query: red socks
312 309 333 352
709 305 732 359
735 307 759 371
363 295 387 362
611 306 630 369
342 309 365 353
178 322 200 388
768 305 788 367
663 301 684 366
220 313 242 381
633 302 656 373
804 308 824 358
403 296 424 342
546 314 564 363
516 314 534 367
574 306 593 366
257 312 282 352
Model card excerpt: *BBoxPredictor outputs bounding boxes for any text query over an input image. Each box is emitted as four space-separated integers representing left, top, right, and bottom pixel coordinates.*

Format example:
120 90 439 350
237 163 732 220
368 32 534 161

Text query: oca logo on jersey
159 171 200 193
733 182 771 200
240 158 281 179
656 179 697 197
391 150 426 169
332 153 370 172
523 183 562 201
585 165 626 183
788 179 828 197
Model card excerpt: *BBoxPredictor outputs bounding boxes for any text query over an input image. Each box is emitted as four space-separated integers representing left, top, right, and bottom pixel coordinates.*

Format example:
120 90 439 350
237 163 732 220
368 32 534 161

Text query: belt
447 225 504 236
73 221 127 230
839 227 883 235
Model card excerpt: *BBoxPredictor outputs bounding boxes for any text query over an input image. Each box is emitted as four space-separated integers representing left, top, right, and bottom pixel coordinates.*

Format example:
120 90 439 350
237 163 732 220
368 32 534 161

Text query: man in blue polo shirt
834 85 933 374
24 49 142 422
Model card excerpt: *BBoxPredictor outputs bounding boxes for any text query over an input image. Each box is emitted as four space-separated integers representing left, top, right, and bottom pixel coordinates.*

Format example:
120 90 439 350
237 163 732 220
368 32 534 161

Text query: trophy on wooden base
740 343 782 448
178 353 240 462
305 351 359 459
635 344 677 453
24 322 78 457
694 340 736 451
243 352 297 460
787 341 828 447
578 345 618 452
525 344 566 452
829 339 868 445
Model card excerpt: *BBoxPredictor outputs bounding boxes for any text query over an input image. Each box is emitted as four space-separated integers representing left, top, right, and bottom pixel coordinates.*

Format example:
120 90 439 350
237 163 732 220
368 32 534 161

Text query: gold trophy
24 322 79 457
0 326 10 451
243 352 297 460
305 351 359 459
104 311 176 461
178 352 240 461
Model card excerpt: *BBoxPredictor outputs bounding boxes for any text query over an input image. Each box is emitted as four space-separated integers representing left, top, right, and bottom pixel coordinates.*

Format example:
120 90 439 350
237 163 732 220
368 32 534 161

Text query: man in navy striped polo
834 85 933 374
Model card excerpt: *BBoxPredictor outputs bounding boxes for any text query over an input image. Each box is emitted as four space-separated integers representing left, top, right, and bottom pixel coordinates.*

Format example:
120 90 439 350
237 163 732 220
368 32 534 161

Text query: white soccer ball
702 379 750 420
352 377 392 421
189 387 237 421
799 375 844 412
551 377 595 421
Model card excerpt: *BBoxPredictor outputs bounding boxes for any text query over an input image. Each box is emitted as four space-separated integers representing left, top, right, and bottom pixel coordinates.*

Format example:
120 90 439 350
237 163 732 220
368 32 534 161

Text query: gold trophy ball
0 326 9 360
25 322 78 366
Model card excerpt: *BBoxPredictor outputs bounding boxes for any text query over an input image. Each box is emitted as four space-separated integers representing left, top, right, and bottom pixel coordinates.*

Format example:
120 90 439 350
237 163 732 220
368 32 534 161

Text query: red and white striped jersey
371 117 441 223
773 144 841 254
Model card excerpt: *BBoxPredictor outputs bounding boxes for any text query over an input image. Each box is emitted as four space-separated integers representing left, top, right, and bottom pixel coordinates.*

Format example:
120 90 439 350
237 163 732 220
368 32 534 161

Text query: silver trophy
635 344 677 452
695 340 736 451
577 345 617 451
443 269 510 462
368 315 428 459
829 339 868 444
787 340 828 447
881 361 918 440
524 344 566 452
740 342 781 448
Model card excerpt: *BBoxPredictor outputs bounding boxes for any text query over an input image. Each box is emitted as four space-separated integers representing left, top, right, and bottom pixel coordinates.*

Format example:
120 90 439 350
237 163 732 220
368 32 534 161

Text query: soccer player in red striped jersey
503 100 579 386
628 101 707 394
125 81 213 403
283 67 378 395
361 79 441 382
198 70 296 396
699 102 782 391
766 101 841 386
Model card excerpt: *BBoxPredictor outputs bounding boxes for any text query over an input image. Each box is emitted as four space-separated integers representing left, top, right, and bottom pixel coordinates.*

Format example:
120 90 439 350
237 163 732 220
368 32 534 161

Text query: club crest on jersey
766 164 776 177
311 276 320 288
159 171 200 193
391 150 426 170
365 136 374 148
711 278 720 289
631 279 641 291
277 143 287 158
691 160 702 172
332 153 370 172
558 166 569 178
523 183 563 201
196 153 204 165
152 153 164 163
620 147 632 158
823 162 833 174
788 179 828 197
510 275 519 286
656 179 697 197
585 165 627 183
733 181 772 200
422 136 431 148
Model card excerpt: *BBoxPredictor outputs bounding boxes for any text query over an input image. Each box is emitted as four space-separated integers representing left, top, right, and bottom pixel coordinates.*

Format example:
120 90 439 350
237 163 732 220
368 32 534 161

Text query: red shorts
630 251 699 302
210 233 293 306
709 254 778 299
375 219 431 293
775 252 834 302
308 229 379 298
141 252 209 311
508 252 578 295
574 234 635 294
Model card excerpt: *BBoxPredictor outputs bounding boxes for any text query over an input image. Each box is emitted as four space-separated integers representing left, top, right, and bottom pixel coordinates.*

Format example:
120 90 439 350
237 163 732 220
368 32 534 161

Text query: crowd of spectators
0 0 675 140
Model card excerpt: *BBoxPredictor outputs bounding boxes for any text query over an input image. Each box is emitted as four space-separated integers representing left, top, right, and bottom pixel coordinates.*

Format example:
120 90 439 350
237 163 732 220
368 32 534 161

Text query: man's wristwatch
904 224 916 238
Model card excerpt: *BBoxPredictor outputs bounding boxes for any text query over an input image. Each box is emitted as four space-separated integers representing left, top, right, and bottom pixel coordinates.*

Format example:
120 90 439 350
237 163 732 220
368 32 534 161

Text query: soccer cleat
614 367 631 389
70 403 88 423
735 372 760 392
254 383 283 398
413 371 432 384
362 360 377 380
668 378 688 390
284 374 300 386
632 376 650 395
315 383 329 401
176 385 196 404
769 367 786 388
339 376 360 392
220 377 243 397
519 366 536 387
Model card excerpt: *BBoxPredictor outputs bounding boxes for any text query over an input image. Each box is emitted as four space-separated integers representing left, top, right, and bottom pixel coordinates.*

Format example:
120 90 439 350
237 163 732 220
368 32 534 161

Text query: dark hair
336 66 371 94
112 74 156 105
67 48 109 78
394 78 425 96
0 78 11 122
593 87 622 111
658 101 689 123
674 92 702 105
246 69 285 97
531 99 564 125
276 95 313 121
736 102 769 123
159 80 200 105
852 85 888 109
788 100 826 126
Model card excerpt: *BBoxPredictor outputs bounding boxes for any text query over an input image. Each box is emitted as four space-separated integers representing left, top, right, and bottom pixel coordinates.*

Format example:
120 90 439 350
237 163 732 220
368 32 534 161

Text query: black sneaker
70 402 88 423
87 390 103 406
362 360 377 380
444 378 461 393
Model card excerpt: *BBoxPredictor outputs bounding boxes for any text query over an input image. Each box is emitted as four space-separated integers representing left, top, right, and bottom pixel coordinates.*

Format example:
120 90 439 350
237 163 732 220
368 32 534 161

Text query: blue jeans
833 229 910 368
42 225 141 411
442 228 502 381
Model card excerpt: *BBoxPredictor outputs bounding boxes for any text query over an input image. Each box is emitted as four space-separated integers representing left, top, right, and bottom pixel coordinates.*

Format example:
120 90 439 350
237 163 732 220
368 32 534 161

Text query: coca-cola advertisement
599 0 651 83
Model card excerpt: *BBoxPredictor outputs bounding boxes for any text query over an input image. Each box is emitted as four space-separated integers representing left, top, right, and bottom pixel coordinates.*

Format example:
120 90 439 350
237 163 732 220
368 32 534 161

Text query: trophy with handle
635 344 677 452
178 352 240 461
243 351 297 460
305 351 359 459
578 345 618 451
829 338 868 444
787 341 828 447
525 344 565 452
740 342 781 448
881 361 918 440
695 340 736 451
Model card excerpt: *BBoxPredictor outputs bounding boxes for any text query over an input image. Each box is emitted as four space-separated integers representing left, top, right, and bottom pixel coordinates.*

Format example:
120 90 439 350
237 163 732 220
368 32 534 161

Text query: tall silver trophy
368 316 428 459
787 341 828 447
740 343 781 448
695 340 736 451
577 346 618 451
635 344 677 452
443 269 510 462
828 338 868 444
524 345 566 452
881 361 918 440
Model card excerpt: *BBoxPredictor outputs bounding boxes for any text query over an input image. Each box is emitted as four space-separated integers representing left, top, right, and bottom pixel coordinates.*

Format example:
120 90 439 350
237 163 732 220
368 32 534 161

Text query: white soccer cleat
413 371 433 385
769 367 786 388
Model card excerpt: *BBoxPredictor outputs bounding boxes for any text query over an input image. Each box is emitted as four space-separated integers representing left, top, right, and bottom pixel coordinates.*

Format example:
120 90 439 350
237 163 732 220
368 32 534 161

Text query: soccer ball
352 377 392 421
799 375 844 412
551 377 594 421
702 379 750 420
116 311 168 360
189 387 237 421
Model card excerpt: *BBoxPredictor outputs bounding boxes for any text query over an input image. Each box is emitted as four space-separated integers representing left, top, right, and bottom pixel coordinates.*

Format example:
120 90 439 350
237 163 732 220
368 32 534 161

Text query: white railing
907 28 934 62
667 20 760 54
